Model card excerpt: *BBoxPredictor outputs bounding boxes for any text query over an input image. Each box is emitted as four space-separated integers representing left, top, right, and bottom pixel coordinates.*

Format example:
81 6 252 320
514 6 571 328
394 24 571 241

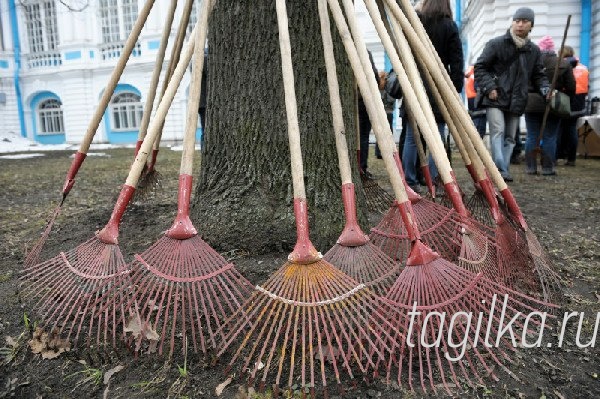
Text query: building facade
0 0 201 145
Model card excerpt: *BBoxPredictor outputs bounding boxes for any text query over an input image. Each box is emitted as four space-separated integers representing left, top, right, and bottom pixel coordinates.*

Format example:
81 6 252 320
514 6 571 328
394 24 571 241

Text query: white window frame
99 0 139 43
109 92 143 131
38 98 65 135
24 1 59 53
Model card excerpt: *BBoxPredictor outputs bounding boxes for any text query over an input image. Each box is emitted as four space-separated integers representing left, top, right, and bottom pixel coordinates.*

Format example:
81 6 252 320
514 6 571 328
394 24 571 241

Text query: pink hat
538 35 555 52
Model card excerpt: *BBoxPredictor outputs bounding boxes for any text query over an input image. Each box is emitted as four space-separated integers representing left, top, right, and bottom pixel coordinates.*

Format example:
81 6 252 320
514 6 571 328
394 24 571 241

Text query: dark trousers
358 101 371 172
375 112 393 158
199 107 206 148
556 116 578 162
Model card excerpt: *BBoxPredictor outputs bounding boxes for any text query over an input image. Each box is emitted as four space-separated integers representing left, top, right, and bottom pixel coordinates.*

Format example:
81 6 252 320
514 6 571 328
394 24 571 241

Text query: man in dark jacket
474 7 549 182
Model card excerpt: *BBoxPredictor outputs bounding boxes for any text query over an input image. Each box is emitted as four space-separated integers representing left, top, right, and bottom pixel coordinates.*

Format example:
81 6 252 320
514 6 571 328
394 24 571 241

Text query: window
38 99 65 134
99 0 139 43
110 92 143 131
24 1 59 53
187 0 203 37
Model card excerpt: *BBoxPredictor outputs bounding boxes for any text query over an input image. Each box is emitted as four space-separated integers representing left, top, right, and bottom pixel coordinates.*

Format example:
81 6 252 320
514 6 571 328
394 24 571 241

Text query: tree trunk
193 0 365 253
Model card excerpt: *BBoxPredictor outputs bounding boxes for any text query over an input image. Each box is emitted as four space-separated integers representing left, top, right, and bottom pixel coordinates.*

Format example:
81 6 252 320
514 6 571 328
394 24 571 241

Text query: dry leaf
28 327 70 359
103 365 124 385
554 390 566 399
215 376 233 396
5 336 17 348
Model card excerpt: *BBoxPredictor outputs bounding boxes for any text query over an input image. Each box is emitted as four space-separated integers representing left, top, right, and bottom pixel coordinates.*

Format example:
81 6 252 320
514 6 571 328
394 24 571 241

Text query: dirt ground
0 146 598 399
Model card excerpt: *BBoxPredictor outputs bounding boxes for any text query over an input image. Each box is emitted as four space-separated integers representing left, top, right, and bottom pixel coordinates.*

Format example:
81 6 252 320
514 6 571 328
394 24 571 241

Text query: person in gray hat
474 7 550 182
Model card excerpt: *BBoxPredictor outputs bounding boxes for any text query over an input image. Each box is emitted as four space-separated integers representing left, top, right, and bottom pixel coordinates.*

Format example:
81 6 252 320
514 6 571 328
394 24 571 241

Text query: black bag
549 90 571 118
385 71 403 99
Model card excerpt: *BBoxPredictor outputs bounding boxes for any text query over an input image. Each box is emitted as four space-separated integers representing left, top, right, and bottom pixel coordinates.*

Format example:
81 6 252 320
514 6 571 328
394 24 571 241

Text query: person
358 50 379 179
376 70 396 159
524 36 575 175
401 0 463 193
474 7 550 182
556 45 589 166
465 64 487 138
198 48 208 149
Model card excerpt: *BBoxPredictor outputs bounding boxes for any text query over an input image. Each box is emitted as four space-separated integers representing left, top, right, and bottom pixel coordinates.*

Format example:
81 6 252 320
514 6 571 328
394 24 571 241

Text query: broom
340 0 499 281
215 1 394 395
19 16 206 346
23 0 158 269
138 0 197 194
318 0 399 297
112 0 255 356
386 0 562 300
327 1 558 392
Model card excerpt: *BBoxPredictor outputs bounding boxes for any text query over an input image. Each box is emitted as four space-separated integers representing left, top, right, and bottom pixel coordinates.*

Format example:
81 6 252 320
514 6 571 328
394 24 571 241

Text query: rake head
135 168 163 201
20 235 131 346
522 229 563 302
216 259 394 397
123 235 253 356
23 205 62 269
377 241 558 394
370 199 465 263
323 242 400 297
361 174 394 216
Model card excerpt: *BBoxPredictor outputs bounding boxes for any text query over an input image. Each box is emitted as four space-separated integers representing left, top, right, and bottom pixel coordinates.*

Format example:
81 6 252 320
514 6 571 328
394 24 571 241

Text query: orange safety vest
465 65 477 99
573 64 589 95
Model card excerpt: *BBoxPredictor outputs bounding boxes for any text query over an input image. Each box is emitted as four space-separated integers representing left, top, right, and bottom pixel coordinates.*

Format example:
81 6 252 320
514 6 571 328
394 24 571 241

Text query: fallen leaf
554 390 566 399
215 376 233 396
5 336 17 348
28 327 70 359
103 365 124 385
595 292 600 303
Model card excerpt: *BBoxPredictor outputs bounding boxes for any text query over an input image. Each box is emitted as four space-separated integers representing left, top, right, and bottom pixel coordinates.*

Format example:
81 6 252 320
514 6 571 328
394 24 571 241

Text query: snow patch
0 153 46 160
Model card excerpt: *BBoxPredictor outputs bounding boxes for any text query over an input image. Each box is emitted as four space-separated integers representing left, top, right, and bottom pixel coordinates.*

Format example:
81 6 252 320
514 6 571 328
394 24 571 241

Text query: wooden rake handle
79 0 156 153
152 0 197 152
327 0 422 241
124 17 206 188
165 0 214 240
62 0 156 195
317 0 353 185
276 0 321 263
136 0 179 145
365 0 470 216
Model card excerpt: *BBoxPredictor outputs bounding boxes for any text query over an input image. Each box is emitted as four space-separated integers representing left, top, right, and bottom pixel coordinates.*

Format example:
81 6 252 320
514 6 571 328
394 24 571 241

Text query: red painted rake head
20 235 131 346
377 240 559 394
122 234 253 356
216 258 394 397
23 205 61 269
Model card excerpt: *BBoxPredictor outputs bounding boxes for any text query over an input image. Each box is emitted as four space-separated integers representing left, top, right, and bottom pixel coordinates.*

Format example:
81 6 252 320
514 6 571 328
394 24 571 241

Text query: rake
139 0 197 194
326 0 559 391
19 16 206 346
111 0 255 357
386 0 562 300
332 2 560 392
23 0 157 269
318 0 399 297
215 1 394 395
131 0 179 198
337 0 500 283
355 90 395 217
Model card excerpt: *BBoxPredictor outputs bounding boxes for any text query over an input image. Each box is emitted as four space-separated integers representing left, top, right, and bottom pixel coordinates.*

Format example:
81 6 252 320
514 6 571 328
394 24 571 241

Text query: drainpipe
454 0 462 29
580 0 591 67
8 0 26 138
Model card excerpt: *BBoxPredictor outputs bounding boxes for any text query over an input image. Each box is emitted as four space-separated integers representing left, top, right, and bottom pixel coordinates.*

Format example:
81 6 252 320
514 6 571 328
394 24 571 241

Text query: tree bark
193 0 365 253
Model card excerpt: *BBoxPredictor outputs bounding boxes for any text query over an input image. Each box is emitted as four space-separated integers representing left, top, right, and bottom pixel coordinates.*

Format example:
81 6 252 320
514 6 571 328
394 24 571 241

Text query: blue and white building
0 0 201 145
